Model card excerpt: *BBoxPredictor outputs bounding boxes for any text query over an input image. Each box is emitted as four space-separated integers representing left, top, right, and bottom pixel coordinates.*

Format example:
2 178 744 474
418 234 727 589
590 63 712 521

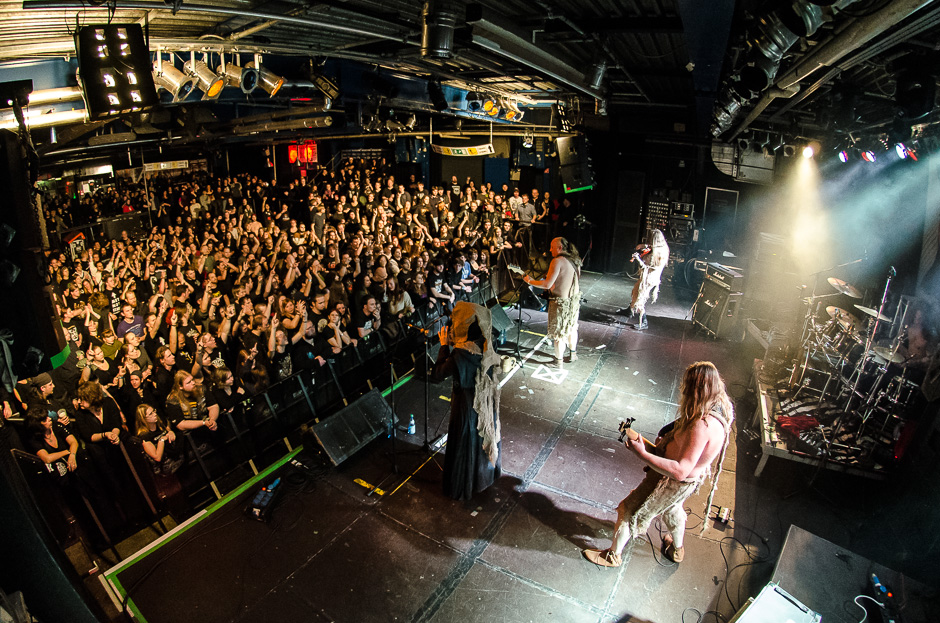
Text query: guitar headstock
617 418 637 442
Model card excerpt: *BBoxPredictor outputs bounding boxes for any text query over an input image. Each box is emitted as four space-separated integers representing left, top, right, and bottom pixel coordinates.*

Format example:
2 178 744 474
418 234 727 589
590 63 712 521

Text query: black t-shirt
291 338 322 370
353 308 377 335
269 348 293 382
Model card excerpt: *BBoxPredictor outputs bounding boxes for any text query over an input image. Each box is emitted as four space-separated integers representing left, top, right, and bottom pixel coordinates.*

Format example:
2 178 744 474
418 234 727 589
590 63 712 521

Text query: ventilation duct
713 0 852 137
421 1 458 59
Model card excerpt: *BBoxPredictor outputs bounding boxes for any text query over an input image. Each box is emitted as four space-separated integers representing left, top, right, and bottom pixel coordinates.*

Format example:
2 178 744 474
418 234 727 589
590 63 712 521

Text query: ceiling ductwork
421 1 459 59
712 0 841 137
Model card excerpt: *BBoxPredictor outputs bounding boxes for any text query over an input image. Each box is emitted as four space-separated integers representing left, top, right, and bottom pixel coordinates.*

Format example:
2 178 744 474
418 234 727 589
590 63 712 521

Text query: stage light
838 150 849 163
247 61 284 97
783 144 797 157
152 59 195 102
428 80 449 112
802 145 815 159
466 91 483 112
184 57 224 100
503 100 524 122
75 24 158 119
219 62 258 93
482 95 498 116
861 150 876 162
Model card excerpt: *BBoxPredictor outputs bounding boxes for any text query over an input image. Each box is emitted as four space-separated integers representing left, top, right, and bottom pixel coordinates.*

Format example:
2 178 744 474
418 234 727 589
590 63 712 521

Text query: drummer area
760 275 929 474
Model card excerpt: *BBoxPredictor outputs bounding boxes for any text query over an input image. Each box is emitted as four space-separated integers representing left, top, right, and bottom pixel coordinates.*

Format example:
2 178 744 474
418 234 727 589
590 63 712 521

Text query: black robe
433 346 501 500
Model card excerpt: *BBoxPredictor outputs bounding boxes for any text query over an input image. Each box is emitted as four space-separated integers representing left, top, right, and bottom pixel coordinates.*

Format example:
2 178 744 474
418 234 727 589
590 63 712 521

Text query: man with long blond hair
583 361 733 567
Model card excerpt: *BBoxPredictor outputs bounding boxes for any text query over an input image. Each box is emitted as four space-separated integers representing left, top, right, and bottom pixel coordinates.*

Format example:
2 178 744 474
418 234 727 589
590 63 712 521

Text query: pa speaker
309 388 395 466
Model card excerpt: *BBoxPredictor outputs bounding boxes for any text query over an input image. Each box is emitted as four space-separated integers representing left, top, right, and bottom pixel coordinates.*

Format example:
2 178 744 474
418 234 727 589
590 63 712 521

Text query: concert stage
95 273 936 623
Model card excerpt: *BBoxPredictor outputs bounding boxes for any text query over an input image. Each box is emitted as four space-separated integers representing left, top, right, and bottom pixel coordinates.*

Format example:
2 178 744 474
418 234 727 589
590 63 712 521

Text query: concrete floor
93 272 938 623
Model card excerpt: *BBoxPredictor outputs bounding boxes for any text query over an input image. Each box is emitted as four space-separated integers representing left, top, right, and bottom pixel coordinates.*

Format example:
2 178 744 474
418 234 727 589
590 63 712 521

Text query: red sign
287 144 299 164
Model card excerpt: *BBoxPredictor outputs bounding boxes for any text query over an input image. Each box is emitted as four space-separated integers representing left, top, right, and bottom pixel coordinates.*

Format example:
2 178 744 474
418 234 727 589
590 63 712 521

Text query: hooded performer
433 301 502 500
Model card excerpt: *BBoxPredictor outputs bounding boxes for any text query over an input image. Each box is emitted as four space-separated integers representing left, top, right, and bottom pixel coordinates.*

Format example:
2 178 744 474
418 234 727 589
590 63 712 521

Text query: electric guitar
618 418 658 453
507 263 526 276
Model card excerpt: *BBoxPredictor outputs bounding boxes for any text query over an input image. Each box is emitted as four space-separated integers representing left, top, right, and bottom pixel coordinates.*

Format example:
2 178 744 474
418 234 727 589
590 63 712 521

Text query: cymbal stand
843 267 894 415
833 267 895 448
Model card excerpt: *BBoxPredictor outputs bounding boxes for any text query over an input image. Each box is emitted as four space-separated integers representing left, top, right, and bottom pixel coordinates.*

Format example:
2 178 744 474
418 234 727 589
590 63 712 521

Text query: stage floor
98 272 938 623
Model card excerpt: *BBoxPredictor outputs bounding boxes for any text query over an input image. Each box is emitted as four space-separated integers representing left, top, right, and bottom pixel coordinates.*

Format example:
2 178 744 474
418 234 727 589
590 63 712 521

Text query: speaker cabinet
309 389 395 466
692 279 741 339
487 298 513 345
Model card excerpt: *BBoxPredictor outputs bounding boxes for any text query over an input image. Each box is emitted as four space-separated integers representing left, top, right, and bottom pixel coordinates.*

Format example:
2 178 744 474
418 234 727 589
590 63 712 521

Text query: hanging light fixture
152 55 195 102
184 54 224 100
482 95 499 117
247 58 285 97
219 60 258 93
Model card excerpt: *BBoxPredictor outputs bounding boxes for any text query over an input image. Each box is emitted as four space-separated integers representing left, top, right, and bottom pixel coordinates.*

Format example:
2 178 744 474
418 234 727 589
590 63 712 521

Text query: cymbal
828 277 863 298
855 305 892 322
873 346 905 364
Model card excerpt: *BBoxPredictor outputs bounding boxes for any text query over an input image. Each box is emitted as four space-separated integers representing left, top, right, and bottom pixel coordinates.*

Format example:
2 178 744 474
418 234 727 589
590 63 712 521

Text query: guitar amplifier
693 278 742 339
705 262 744 292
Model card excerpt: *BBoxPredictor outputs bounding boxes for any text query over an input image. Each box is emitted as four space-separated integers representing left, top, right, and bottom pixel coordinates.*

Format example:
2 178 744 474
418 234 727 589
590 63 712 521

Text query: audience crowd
3 157 576 540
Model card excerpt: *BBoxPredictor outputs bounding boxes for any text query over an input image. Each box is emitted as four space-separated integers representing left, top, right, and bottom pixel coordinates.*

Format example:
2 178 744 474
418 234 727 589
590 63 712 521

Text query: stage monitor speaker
310 388 395 466
692 279 741 339
487 298 513 345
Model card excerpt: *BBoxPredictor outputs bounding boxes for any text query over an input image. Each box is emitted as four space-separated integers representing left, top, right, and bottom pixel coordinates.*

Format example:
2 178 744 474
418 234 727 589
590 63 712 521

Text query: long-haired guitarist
626 229 669 330
583 361 734 567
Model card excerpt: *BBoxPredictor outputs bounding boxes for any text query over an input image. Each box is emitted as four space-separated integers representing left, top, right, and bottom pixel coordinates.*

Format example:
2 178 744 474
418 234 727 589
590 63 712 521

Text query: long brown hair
168 370 203 409
675 361 732 432
135 404 170 437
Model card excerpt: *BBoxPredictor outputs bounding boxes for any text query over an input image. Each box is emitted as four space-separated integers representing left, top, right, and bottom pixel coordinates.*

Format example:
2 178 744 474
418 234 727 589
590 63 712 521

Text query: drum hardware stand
833 267 895 448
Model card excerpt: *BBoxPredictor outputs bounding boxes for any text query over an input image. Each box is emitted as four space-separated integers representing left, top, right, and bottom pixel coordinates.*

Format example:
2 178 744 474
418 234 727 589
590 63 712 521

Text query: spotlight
219 62 258 93
736 137 749 152
802 145 815 158
403 113 417 130
896 143 908 159
466 91 482 112
152 60 195 102
246 61 284 97
482 95 499 116
783 144 796 157
428 80 449 112
503 100 524 122
184 58 224 99
861 150 876 162
838 150 849 163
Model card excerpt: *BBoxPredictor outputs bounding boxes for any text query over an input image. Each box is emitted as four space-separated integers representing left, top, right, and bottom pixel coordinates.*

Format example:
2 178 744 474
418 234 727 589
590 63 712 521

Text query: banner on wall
430 144 494 156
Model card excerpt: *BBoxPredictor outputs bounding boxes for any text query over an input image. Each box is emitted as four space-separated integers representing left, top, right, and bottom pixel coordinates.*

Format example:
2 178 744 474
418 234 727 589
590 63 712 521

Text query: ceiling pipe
231 116 334 134
23 0 410 43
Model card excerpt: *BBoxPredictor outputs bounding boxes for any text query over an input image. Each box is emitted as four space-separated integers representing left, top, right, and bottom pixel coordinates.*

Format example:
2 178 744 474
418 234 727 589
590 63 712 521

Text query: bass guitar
618 418 658 453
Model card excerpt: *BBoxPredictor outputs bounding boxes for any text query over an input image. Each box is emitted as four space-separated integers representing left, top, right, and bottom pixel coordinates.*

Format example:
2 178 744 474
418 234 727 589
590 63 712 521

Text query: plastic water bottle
407 415 416 435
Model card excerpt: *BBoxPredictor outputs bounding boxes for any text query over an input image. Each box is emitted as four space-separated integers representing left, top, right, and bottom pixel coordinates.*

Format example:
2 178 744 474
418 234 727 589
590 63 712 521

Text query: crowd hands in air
1 157 573 538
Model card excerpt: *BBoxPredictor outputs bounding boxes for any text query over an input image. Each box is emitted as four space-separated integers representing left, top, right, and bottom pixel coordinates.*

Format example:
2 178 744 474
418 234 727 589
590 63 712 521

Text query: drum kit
788 275 918 452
